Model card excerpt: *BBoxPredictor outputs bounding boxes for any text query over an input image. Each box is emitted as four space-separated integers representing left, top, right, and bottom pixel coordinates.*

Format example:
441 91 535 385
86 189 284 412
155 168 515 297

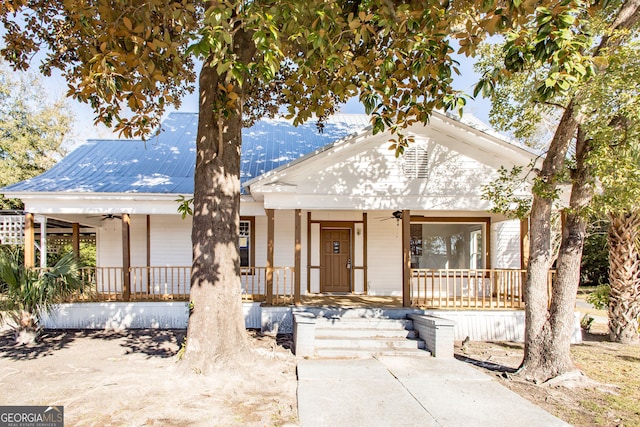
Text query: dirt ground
0 328 298 426
2 320 639 426
455 321 640 427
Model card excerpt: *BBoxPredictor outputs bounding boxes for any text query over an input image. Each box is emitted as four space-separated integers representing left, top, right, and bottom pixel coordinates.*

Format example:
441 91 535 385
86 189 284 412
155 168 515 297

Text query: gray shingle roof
2 112 371 195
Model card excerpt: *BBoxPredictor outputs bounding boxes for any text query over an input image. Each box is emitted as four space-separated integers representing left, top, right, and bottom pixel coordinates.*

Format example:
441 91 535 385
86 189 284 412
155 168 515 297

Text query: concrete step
314 318 414 330
315 336 425 350
314 328 418 339
296 315 428 359
315 347 431 359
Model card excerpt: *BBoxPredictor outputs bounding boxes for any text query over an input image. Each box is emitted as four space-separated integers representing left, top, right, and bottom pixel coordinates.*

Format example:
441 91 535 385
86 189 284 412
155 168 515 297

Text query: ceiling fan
376 210 403 221
87 214 122 221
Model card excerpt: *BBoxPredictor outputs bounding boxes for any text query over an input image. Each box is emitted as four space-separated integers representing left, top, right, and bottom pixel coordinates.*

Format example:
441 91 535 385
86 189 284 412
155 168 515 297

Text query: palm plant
0 249 85 344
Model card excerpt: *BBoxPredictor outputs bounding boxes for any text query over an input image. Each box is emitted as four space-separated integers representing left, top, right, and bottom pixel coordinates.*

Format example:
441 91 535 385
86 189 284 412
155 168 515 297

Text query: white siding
366 212 403 295
492 220 521 269
309 223 320 293
274 210 295 267
149 215 192 266
254 215 267 266
93 211 524 297
97 214 192 268
130 215 148 267
353 221 365 293
96 219 123 267
300 211 309 293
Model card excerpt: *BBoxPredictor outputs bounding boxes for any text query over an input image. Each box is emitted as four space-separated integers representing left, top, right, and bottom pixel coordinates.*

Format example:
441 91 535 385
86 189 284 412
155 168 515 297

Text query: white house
1 111 555 340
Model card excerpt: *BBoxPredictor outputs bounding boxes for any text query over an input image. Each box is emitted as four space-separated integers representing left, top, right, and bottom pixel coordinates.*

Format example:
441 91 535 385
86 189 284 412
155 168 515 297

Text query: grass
571 341 640 426
573 288 639 425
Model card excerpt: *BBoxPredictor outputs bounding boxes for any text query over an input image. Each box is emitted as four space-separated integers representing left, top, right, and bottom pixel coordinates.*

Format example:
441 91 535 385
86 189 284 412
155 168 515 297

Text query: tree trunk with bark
607 211 640 344
520 101 583 382
180 60 249 372
180 28 257 372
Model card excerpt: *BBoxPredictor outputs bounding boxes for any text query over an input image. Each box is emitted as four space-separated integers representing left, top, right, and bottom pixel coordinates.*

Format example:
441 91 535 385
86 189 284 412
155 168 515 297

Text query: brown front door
321 228 351 293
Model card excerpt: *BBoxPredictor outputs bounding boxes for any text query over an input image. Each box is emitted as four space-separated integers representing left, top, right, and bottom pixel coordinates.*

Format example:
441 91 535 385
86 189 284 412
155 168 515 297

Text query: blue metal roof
2 112 371 195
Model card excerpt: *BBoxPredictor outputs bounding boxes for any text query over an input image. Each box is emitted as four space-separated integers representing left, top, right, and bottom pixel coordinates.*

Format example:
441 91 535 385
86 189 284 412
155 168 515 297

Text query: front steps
295 315 430 358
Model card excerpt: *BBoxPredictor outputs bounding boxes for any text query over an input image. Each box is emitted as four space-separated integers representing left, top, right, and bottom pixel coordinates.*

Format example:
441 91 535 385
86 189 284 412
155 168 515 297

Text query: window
239 218 254 267
402 145 429 179
410 221 486 269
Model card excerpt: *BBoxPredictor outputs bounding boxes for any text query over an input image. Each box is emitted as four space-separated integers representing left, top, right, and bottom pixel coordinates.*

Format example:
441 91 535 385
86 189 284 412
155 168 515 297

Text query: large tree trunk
180 59 250 372
607 211 640 344
520 102 585 383
525 130 594 381
181 22 258 371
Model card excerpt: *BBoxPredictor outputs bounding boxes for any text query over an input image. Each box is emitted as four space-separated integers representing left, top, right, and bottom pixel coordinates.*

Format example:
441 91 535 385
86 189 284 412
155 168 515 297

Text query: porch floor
300 295 403 308
69 293 523 309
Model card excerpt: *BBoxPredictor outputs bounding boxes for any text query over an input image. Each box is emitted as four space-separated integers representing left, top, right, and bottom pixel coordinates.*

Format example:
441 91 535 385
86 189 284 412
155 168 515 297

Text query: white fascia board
426 114 540 167
17 192 183 215
261 193 494 211
248 114 538 193
251 182 298 194
18 192 263 217
240 199 266 216
10 192 184 202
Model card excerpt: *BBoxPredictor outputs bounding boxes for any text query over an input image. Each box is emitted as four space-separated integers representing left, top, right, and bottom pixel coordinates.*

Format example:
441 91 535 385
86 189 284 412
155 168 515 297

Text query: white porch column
38 216 47 268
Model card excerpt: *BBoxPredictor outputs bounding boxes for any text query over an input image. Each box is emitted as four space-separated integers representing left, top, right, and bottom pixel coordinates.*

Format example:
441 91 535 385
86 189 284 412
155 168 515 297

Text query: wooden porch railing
239 266 295 305
66 266 552 309
68 266 295 304
411 268 530 309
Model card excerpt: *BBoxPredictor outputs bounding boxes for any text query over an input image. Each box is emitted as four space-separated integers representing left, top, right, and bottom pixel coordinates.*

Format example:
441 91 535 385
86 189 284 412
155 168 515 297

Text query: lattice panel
47 235 96 254
0 215 25 245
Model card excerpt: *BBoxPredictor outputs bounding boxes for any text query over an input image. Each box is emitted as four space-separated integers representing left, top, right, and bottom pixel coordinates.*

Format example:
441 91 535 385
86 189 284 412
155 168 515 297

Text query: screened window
410 222 486 269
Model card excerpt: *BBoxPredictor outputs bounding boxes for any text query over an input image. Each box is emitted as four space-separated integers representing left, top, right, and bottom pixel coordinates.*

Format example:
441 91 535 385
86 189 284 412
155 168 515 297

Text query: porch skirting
41 303 582 343
41 302 263 330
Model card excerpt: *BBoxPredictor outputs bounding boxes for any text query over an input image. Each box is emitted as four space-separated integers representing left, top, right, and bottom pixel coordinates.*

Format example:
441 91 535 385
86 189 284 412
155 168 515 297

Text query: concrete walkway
297 355 570 427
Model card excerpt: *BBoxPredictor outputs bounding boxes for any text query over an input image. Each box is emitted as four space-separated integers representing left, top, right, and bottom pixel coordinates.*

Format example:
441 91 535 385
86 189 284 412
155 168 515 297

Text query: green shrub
587 284 611 310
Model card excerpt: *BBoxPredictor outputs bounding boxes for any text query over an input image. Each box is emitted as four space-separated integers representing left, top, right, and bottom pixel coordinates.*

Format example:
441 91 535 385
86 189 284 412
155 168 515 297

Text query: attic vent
402 145 429 179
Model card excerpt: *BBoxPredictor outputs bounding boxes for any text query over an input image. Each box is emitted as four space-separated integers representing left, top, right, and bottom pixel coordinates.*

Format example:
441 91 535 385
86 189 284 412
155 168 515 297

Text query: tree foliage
581 218 609 287
1 0 607 148
0 61 71 209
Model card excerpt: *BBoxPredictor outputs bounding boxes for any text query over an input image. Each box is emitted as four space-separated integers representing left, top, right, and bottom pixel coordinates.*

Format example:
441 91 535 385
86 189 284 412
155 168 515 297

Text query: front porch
67 266 540 310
